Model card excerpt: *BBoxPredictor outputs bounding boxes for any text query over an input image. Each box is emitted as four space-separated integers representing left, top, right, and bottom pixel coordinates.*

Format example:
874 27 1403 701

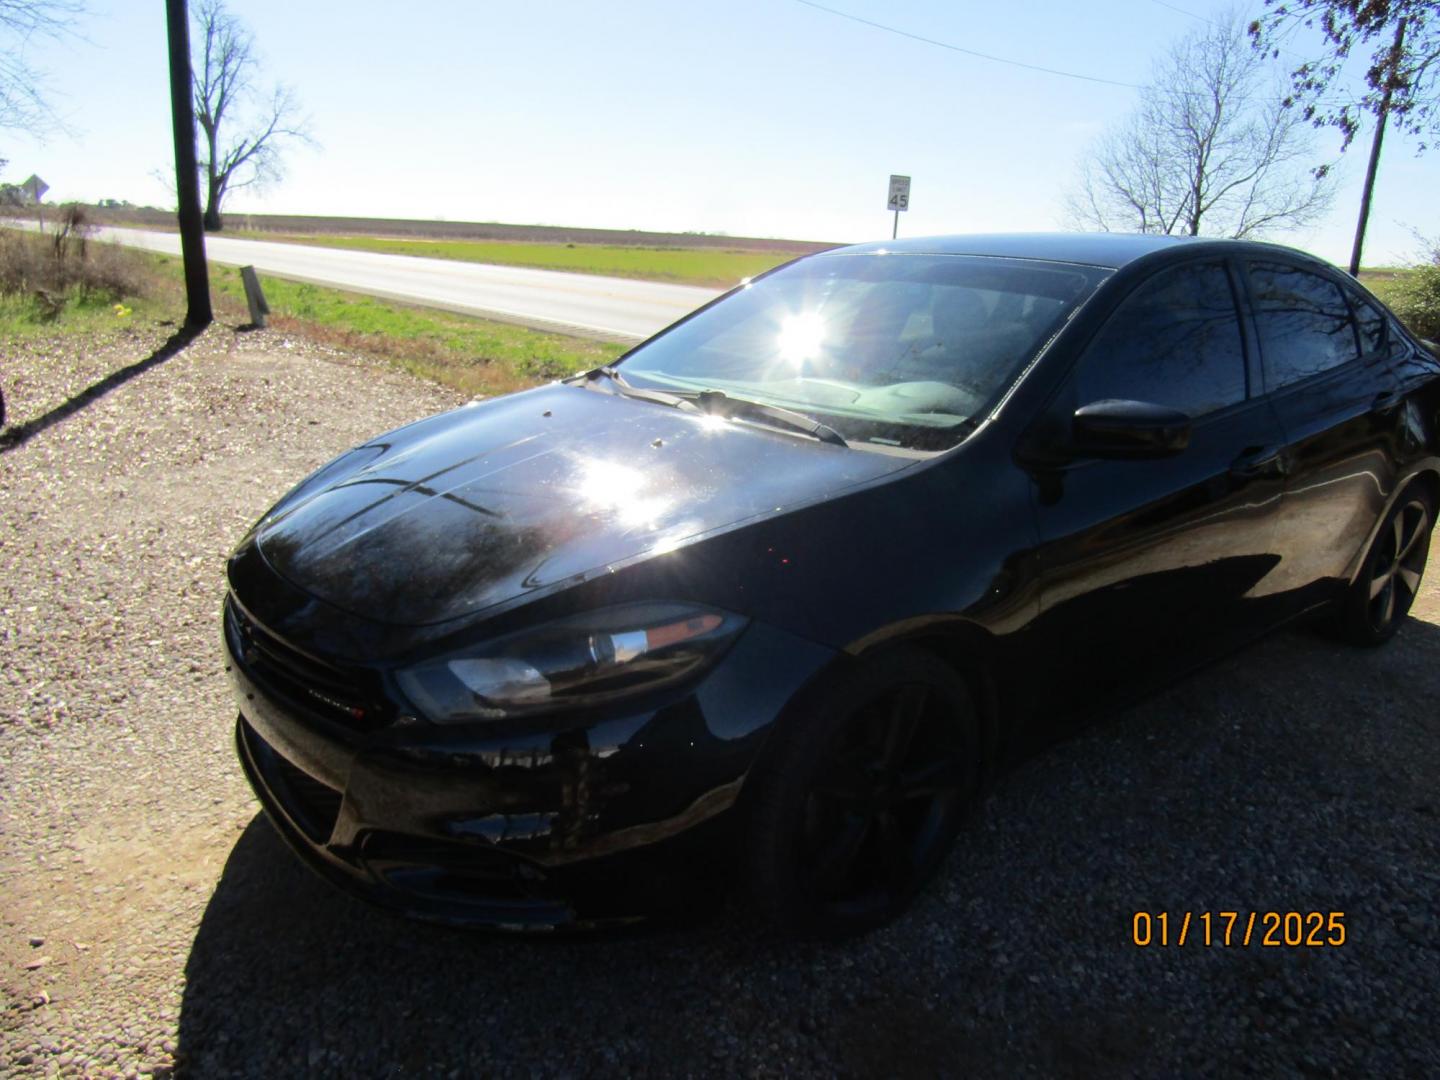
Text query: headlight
394 603 746 723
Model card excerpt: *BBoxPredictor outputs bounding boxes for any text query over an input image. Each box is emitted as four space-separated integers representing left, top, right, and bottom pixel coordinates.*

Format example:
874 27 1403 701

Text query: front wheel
1334 488 1433 646
743 648 984 938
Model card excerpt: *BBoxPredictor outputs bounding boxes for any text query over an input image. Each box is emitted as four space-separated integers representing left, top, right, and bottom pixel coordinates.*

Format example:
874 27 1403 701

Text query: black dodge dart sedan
225 233 1439 935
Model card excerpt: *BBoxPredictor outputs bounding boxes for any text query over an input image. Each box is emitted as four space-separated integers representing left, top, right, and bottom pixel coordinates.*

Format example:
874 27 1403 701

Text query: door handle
1229 447 1289 480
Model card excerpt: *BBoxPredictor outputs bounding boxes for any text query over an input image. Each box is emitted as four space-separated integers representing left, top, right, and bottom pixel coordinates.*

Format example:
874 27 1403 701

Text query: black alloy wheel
745 648 982 937
1336 488 1434 646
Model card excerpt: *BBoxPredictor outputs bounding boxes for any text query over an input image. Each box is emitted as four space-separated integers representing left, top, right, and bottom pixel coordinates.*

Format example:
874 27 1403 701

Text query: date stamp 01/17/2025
1132 911 1347 948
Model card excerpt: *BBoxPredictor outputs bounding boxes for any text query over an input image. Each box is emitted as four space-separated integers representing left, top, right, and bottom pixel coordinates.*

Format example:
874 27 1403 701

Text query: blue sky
4 0 1435 265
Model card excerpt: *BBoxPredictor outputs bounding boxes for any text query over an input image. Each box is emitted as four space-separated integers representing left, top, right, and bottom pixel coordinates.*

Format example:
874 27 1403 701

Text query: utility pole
1349 17 1407 277
166 0 212 328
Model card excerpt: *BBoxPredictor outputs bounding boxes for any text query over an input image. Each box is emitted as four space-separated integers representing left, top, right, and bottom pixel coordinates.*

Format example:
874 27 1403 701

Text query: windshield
616 253 1109 451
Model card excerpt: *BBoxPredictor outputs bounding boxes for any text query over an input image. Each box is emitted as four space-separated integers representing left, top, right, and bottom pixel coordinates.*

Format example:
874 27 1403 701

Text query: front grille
240 719 343 844
226 598 390 732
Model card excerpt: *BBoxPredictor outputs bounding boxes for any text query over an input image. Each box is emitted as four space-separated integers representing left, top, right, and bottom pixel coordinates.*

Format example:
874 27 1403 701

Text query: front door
1027 257 1290 707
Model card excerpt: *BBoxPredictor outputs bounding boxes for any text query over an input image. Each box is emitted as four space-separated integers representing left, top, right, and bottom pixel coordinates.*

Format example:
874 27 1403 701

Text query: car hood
252 383 913 627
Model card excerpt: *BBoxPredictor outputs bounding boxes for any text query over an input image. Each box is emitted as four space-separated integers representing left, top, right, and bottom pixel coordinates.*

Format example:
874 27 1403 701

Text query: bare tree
191 0 308 231
0 0 84 141
1066 12 1333 239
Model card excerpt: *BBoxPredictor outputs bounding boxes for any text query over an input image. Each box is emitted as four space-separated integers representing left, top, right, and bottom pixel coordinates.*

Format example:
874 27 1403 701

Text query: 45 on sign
887 174 911 212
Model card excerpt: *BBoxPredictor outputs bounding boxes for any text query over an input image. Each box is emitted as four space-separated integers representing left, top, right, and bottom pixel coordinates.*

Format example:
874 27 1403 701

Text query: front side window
1248 262 1361 389
1076 260 1247 417
617 254 1108 451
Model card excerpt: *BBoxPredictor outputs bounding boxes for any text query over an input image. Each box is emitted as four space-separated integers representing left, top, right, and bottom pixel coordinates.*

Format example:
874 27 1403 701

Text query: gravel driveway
2 324 1439 1078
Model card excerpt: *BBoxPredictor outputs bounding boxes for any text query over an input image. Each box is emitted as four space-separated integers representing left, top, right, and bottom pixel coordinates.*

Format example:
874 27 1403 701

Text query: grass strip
184 254 626 396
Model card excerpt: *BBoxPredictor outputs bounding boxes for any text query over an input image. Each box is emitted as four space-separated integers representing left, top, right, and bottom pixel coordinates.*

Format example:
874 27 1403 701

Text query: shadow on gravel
0 324 202 454
176 618 1440 1078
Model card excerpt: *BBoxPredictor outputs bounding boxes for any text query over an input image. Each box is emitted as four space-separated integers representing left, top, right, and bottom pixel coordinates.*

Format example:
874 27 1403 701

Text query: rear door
1028 257 1290 702
1240 260 1405 610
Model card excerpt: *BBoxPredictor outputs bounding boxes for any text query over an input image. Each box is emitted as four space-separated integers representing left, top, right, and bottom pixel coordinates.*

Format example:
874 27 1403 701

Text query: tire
743 647 984 938
1334 486 1434 647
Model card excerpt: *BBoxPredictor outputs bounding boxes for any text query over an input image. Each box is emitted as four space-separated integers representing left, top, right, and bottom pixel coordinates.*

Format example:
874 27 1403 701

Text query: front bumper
224 598 836 929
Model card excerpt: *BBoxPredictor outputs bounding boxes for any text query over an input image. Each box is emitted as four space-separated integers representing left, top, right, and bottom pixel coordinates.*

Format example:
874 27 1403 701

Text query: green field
229 233 794 287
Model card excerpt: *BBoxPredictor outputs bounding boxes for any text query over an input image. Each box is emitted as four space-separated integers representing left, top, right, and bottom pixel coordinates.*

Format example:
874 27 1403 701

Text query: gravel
3 321 1439 1078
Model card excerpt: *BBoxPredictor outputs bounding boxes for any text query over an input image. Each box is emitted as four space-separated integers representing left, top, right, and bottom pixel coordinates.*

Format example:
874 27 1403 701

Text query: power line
790 0 1146 90
791 0 1356 108
1145 0 1210 23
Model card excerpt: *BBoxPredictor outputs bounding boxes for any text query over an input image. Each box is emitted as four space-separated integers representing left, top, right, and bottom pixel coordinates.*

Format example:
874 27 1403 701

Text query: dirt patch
1 322 458 1074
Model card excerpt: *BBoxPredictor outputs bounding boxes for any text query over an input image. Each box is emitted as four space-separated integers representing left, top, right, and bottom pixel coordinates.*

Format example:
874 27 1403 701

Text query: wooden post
166 0 212 328
239 266 269 328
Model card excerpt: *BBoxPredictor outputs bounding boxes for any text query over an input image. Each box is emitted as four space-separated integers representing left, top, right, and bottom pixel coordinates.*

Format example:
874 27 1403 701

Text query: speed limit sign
886 174 911 212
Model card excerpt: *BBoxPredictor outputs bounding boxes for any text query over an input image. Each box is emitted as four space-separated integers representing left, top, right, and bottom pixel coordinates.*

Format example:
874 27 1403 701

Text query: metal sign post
886 174 911 239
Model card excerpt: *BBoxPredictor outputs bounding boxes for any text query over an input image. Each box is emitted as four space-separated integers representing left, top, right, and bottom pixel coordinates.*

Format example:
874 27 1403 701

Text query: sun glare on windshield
777 311 827 364
615 254 1106 452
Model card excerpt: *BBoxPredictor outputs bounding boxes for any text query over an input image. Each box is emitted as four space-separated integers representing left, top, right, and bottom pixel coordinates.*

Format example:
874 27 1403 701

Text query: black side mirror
1072 399 1192 458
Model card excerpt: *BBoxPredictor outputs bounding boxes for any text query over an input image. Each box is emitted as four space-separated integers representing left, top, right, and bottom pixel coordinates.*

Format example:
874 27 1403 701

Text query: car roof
829 232 1329 272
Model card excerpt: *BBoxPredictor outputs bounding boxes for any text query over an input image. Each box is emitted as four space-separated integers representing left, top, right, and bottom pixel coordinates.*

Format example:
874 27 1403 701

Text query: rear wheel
1335 488 1433 646
744 648 983 937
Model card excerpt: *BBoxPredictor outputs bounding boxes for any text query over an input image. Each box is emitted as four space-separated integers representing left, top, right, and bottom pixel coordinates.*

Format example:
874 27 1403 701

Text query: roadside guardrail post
239 265 270 329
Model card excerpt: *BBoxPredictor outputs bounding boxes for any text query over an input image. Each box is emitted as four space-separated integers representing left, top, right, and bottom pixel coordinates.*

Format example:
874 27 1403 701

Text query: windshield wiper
579 366 698 411
694 389 848 448
576 368 847 447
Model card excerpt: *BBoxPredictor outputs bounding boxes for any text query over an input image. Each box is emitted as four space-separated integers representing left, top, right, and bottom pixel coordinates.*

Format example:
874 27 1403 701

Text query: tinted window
1076 260 1246 417
1249 262 1360 388
1386 320 1411 360
1344 285 1387 355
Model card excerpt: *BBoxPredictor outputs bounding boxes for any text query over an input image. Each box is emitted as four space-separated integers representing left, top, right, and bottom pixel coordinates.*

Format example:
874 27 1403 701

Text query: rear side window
1342 285 1388 355
1248 262 1360 388
1076 260 1247 417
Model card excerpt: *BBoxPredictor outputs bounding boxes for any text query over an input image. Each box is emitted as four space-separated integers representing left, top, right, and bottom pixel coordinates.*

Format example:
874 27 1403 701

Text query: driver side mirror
1071 399 1192 459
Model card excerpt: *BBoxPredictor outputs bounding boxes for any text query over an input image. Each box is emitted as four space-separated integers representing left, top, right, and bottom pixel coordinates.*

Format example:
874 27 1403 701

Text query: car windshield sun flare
776 311 826 364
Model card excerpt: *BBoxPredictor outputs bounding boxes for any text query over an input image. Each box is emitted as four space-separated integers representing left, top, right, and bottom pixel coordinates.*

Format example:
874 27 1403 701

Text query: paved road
96 225 724 342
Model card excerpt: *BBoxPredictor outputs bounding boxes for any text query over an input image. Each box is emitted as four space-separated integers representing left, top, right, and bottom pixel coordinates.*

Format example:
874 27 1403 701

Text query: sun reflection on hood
576 457 671 528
